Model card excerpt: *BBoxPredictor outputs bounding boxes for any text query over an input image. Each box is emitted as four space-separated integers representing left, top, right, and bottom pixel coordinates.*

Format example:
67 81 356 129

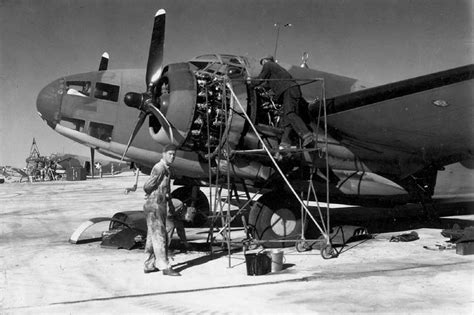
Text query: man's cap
163 143 177 152
260 55 275 65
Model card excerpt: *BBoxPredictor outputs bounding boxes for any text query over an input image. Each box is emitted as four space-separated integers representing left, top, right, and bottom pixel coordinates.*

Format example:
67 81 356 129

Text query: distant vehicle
1 166 30 183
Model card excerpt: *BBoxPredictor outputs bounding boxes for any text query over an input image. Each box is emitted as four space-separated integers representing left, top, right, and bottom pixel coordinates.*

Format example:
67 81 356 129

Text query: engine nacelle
146 60 279 182
149 62 250 160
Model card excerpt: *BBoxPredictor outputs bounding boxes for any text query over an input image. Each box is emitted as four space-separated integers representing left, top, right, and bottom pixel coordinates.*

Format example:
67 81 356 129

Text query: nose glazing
36 78 64 128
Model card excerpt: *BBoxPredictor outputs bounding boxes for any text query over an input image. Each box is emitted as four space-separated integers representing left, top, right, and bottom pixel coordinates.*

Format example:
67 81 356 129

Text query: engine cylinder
181 69 248 159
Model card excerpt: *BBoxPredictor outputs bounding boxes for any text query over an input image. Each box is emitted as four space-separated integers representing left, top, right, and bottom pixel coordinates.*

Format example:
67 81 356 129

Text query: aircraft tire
171 186 210 227
248 191 305 248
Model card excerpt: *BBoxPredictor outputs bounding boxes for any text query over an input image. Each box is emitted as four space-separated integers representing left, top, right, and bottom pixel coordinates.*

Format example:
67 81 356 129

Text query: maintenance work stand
197 73 338 267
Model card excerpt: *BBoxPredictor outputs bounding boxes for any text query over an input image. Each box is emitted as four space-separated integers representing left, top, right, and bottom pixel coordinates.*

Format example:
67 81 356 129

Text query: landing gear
171 186 210 227
248 191 306 248
400 167 440 221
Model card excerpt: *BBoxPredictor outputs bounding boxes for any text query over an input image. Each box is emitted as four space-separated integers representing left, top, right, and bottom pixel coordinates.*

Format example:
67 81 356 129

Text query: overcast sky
0 0 472 166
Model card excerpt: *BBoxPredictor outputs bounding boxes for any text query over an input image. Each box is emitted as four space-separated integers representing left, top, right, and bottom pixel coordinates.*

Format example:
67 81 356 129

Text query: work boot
144 254 158 273
144 267 160 274
302 134 315 148
162 268 181 276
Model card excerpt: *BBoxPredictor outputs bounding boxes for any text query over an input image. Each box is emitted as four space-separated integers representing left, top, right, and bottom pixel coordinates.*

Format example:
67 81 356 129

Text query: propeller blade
120 111 147 162
148 103 174 142
146 9 166 89
99 52 109 71
147 103 184 144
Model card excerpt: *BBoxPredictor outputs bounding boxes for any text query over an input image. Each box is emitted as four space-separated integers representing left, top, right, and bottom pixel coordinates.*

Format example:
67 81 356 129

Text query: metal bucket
245 253 271 276
269 249 284 272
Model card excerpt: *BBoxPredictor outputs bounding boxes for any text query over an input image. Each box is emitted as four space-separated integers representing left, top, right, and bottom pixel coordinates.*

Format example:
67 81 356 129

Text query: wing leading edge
324 65 474 176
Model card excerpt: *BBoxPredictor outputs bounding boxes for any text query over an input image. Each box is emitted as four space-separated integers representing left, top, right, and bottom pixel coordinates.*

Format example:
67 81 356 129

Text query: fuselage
36 54 474 205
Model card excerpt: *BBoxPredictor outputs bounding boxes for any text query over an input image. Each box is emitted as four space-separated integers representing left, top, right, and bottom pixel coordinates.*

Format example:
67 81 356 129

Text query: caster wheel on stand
295 240 310 252
321 244 338 259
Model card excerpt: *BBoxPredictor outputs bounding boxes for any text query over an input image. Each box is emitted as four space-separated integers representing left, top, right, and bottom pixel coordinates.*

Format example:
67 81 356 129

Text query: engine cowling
148 63 197 147
146 61 275 182
150 62 249 159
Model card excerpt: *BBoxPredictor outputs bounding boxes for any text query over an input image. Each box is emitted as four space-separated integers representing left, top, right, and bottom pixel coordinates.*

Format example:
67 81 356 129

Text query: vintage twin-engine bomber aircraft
37 9 474 245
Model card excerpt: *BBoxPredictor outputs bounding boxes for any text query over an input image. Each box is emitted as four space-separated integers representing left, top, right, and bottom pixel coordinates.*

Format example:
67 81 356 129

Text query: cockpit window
94 82 119 102
193 54 244 67
220 55 244 66
89 121 113 142
190 55 217 70
194 54 218 61
66 81 91 96
190 54 247 75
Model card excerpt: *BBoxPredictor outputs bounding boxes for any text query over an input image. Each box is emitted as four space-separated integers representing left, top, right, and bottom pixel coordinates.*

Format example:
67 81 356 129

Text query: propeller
121 9 178 160
147 102 175 142
146 9 166 89
99 52 109 71
92 52 110 173
120 111 147 162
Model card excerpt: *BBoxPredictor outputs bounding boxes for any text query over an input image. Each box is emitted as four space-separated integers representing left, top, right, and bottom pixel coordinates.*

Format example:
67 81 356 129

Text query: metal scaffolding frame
203 74 336 266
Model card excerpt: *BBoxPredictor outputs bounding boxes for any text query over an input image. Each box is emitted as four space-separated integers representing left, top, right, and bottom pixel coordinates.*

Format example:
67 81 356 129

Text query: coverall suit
251 60 313 146
143 158 176 271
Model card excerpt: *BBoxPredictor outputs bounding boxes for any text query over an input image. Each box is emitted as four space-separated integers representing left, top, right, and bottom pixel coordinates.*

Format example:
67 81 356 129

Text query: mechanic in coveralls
142 144 181 276
248 55 315 149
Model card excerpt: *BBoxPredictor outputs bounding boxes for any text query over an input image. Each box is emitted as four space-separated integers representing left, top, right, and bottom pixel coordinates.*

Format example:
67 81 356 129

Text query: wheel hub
270 208 297 236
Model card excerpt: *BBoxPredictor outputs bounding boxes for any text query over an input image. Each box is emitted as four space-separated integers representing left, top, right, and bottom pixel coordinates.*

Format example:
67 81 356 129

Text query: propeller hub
124 91 162 114
124 92 149 110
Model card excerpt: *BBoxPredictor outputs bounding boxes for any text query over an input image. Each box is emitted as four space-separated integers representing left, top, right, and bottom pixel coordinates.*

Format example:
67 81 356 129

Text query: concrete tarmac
1 173 473 314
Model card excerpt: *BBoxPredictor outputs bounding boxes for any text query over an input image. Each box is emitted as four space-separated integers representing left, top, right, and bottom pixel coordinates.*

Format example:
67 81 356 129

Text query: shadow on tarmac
305 201 474 240
172 246 242 273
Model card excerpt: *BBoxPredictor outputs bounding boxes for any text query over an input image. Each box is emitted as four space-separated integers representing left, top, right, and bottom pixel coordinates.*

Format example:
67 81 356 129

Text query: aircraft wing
11 167 29 178
323 64 474 176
